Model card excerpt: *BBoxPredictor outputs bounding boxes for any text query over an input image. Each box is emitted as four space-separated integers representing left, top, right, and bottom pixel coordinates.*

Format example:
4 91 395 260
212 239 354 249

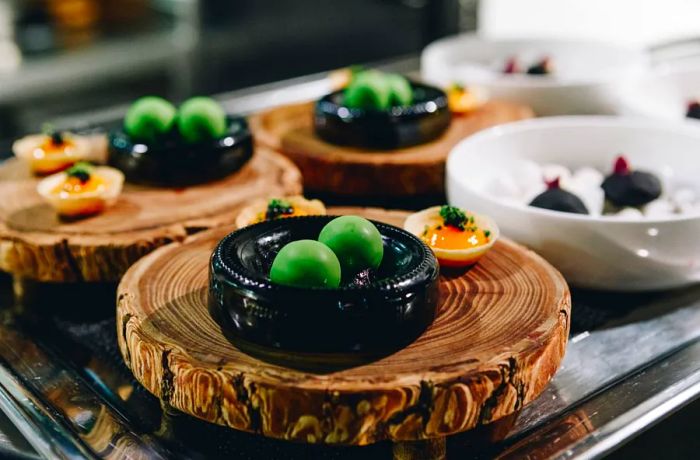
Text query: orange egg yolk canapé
421 205 491 251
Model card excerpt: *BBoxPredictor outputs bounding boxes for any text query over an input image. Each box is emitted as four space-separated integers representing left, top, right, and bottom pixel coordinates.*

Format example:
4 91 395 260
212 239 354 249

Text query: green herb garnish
484 230 491 238
66 162 92 184
439 205 468 231
265 198 294 220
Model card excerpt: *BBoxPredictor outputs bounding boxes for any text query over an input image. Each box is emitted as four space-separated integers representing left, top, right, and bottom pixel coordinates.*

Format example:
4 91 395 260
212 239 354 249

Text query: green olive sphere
344 70 391 110
177 97 228 143
124 96 177 143
270 240 341 288
318 216 384 275
386 74 414 106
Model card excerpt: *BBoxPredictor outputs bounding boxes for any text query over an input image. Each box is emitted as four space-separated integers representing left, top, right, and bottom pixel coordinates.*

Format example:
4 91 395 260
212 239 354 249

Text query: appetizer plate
0 148 301 282
447 116 700 291
249 100 532 199
421 34 650 115
117 207 570 446
614 62 700 121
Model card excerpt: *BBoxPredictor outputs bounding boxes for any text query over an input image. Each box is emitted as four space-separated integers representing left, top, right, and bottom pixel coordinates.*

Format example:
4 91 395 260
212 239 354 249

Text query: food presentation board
0 148 302 282
249 102 533 198
116 207 570 450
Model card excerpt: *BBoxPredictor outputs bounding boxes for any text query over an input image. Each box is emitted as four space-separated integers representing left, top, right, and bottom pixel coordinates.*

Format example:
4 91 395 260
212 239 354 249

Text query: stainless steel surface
0 315 166 460
511 287 700 440
1 53 700 459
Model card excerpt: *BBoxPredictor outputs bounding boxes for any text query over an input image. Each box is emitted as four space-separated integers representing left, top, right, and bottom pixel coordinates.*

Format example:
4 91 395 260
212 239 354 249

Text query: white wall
479 0 700 47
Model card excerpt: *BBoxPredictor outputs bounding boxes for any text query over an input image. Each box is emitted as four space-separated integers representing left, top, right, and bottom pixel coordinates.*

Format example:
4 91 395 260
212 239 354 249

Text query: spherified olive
344 70 391 110
124 96 177 143
386 74 414 106
177 97 228 143
318 216 384 275
269 240 341 288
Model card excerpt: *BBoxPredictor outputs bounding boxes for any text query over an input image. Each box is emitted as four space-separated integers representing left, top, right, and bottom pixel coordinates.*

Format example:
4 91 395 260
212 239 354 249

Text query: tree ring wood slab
0 148 302 282
117 207 570 445
248 102 533 197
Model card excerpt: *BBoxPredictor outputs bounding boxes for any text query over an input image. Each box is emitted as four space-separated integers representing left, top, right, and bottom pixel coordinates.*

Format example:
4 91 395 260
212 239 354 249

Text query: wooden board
0 147 302 282
117 207 570 446
249 101 533 197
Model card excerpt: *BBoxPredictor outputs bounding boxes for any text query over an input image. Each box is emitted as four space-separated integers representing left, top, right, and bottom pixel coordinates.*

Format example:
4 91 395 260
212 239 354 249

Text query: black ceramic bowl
208 216 439 366
314 82 452 150
108 117 253 187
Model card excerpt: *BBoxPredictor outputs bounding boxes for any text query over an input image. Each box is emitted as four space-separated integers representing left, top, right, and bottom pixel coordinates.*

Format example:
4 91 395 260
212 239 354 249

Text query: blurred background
0 0 698 136
0 0 464 138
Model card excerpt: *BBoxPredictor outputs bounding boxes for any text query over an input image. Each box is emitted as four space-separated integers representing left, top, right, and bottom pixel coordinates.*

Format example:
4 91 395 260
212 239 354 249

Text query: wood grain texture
117 207 570 445
248 101 533 197
0 148 302 282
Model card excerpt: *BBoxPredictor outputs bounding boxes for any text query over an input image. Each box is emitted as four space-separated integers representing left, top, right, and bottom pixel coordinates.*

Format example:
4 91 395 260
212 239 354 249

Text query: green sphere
124 96 177 143
344 70 391 110
318 216 384 275
177 97 228 143
386 74 414 106
270 240 341 288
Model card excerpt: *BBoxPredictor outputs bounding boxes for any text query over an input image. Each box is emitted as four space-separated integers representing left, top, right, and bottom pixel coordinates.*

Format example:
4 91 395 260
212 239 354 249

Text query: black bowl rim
108 115 251 153
212 215 438 294
316 81 449 118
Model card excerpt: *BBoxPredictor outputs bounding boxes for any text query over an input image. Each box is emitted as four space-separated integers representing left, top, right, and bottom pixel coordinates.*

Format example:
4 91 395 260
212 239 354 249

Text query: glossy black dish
314 82 452 150
208 216 440 365
108 117 253 187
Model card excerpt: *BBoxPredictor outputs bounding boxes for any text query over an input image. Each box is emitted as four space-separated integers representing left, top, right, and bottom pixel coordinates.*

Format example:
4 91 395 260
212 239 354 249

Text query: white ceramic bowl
446 116 700 291
421 34 650 116
615 62 700 120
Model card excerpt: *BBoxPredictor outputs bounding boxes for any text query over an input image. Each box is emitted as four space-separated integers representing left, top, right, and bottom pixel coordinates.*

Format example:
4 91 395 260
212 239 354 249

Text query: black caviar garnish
66 162 92 184
265 198 294 220
51 131 64 145
439 205 468 230
42 124 64 145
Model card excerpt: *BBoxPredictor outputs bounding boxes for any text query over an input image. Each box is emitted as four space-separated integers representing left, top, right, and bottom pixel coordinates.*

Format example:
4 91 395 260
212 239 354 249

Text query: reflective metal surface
2 50 700 459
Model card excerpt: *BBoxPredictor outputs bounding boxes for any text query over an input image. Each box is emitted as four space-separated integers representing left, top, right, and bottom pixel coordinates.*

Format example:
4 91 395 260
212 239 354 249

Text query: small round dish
208 216 439 364
404 206 499 267
314 82 451 150
37 166 124 218
108 117 253 187
13 133 92 175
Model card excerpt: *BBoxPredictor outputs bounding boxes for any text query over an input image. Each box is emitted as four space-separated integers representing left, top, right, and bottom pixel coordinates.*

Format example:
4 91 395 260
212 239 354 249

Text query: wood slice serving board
117 207 570 447
248 102 533 197
0 148 302 282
